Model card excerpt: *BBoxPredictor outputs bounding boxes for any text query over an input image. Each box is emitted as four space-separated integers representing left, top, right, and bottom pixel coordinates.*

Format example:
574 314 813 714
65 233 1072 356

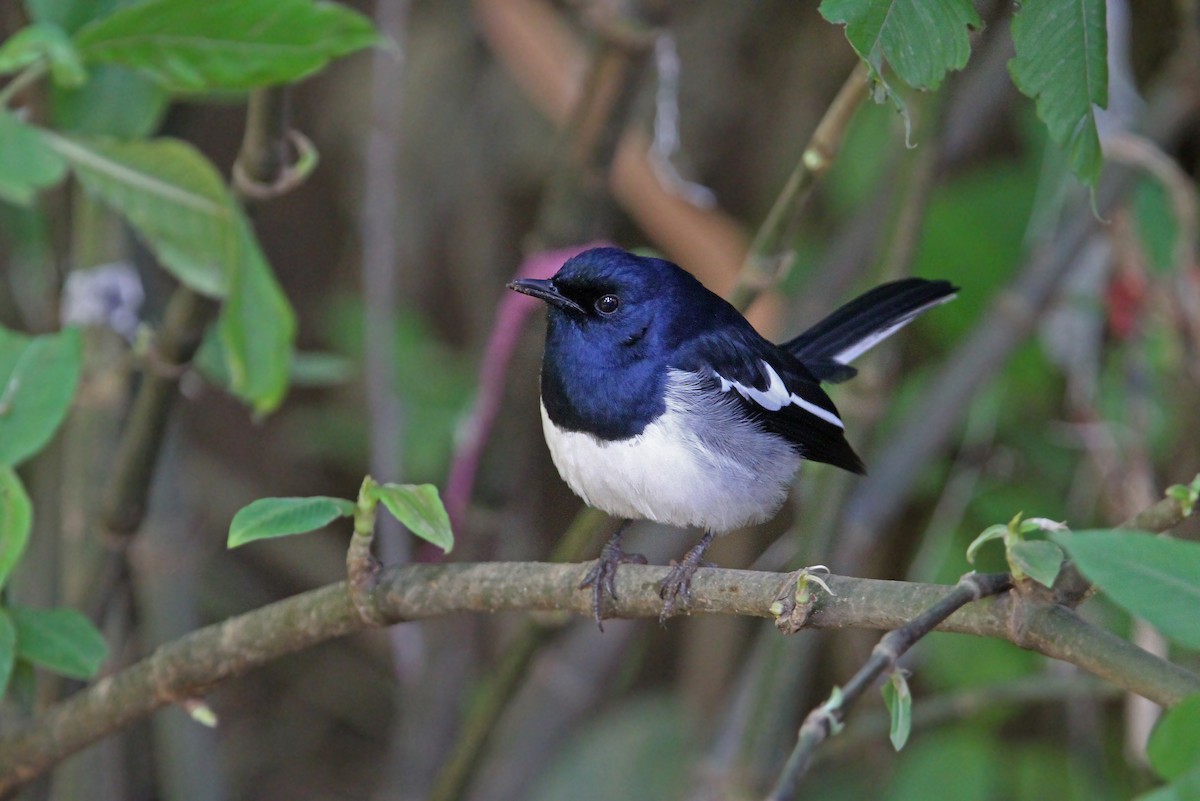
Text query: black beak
507 278 584 313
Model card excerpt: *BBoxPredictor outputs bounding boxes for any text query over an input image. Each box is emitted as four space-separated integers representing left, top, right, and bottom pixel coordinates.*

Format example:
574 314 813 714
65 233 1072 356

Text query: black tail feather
783 278 958 374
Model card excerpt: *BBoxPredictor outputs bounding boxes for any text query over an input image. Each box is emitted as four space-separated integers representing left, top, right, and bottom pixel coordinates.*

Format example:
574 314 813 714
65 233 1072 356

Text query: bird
509 246 957 625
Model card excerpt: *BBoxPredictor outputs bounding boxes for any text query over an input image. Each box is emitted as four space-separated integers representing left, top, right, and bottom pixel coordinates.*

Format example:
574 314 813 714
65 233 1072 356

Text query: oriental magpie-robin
509 247 957 624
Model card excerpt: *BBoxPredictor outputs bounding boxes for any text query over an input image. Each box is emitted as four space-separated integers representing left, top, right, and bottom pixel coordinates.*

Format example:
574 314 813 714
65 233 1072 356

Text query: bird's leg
658 530 717 622
579 520 647 630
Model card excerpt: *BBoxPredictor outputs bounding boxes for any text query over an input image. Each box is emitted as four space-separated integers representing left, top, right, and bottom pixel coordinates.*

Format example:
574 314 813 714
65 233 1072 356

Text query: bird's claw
657 531 717 623
579 543 647 631
657 561 699 622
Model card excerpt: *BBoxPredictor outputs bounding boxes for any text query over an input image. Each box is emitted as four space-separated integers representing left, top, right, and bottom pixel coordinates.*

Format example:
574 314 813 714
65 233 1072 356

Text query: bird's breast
539 339 665 440
538 369 802 532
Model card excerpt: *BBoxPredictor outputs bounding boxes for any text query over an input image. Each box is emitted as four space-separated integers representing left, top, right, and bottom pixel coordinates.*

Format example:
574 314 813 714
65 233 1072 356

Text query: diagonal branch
729 62 869 311
765 572 1014 801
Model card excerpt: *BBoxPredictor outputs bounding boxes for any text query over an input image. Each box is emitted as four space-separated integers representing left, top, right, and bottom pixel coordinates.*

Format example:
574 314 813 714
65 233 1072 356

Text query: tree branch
2 559 1197 793
766 573 1014 800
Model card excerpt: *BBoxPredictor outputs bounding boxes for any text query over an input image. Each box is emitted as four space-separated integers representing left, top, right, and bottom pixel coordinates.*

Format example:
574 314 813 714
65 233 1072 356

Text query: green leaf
44 133 234 296
0 110 69 206
227 496 355 548
1133 179 1179 276
51 64 168 138
73 0 380 92
9 605 107 679
0 23 87 86
1009 0 1108 185
368 484 454 554
820 0 980 90
0 467 32 593
0 325 81 466
882 670 912 751
1053 530 1200 648
1008 540 1064 588
0 609 15 698
966 524 1009 564
216 220 297 414
42 134 298 411
25 0 132 34
1148 694 1200 781
1135 767 1200 801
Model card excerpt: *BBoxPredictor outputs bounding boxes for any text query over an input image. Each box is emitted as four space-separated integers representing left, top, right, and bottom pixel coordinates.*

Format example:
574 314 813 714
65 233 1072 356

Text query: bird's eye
595 294 620 315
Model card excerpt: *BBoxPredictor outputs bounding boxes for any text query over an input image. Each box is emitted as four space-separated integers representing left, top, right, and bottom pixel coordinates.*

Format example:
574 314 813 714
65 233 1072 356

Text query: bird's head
508 247 712 353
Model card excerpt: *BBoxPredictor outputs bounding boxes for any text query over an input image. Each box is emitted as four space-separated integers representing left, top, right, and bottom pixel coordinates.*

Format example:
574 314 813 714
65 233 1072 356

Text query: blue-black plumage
509 247 957 623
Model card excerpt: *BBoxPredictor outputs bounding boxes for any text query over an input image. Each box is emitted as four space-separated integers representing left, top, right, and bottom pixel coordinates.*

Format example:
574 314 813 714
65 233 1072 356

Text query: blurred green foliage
287 296 475 483
530 695 693 801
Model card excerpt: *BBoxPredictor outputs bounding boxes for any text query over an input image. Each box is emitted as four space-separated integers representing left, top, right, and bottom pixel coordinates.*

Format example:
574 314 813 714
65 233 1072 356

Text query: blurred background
2 0 1200 799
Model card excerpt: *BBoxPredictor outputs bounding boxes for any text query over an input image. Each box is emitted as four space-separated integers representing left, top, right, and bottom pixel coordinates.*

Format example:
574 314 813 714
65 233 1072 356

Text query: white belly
539 370 801 532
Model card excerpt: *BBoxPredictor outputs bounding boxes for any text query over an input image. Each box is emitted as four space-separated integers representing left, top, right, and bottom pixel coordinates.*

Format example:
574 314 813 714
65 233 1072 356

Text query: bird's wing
673 331 865 474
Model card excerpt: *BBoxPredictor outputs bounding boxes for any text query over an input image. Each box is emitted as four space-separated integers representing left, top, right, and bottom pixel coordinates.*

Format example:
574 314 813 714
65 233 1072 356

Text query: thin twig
764 573 1012 801
5 481 1198 792
729 62 869 311
876 89 947 282
0 61 47 107
359 0 410 564
98 289 213 538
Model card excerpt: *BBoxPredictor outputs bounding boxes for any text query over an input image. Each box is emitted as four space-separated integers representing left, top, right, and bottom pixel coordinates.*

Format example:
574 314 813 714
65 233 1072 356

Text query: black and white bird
509 247 957 623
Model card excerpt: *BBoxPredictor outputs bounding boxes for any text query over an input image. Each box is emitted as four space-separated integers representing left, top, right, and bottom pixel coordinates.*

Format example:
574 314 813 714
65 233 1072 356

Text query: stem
764 573 1012 800
0 62 48 107
729 62 869 311
347 480 385 625
358 0 409 562
99 289 213 536
236 89 291 189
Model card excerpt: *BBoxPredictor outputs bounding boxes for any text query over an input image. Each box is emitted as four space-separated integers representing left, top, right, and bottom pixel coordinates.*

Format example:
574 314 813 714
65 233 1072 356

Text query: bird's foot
657 531 717 623
579 535 647 631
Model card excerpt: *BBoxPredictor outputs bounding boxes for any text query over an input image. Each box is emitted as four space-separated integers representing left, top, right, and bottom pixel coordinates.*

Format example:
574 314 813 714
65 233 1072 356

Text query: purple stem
443 242 610 533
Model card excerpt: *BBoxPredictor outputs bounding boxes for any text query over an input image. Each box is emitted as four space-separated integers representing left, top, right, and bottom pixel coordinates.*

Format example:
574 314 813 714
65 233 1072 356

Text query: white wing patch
715 361 844 429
